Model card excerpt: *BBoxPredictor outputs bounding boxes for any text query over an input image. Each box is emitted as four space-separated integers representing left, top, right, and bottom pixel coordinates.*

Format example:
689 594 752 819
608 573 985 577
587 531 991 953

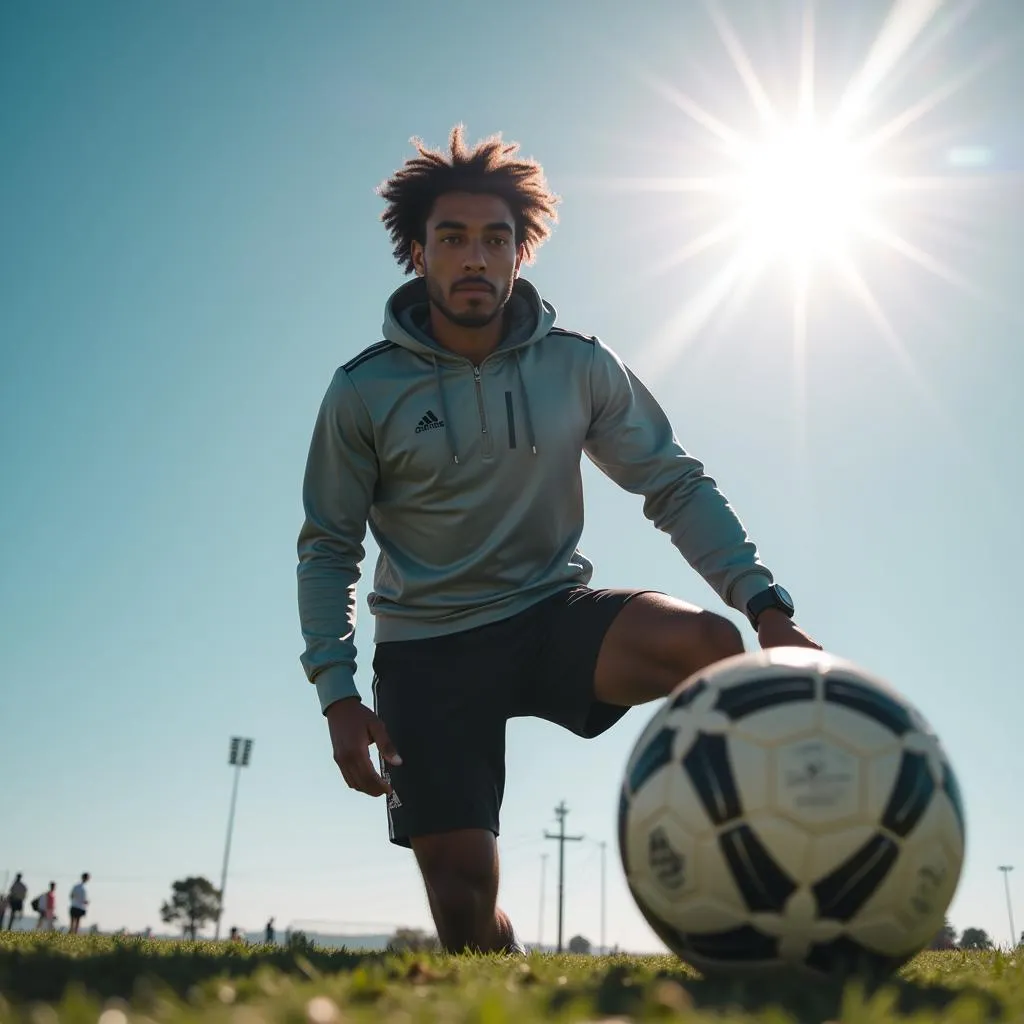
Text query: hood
382 277 557 360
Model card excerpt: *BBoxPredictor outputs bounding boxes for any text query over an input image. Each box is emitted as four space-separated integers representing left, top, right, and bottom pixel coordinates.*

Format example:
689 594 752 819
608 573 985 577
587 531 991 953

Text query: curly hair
378 125 560 274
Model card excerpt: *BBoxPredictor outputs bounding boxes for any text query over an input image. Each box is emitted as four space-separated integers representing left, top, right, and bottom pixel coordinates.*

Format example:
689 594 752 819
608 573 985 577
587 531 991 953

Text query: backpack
30 895 42 912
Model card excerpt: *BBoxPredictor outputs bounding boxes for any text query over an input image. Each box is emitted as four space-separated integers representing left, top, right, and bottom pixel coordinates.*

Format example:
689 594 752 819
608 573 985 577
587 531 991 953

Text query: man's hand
326 697 402 798
757 609 822 651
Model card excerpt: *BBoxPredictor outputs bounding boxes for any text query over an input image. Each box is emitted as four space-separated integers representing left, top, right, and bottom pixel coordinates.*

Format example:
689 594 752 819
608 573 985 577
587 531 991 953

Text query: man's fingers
370 721 402 766
336 748 390 797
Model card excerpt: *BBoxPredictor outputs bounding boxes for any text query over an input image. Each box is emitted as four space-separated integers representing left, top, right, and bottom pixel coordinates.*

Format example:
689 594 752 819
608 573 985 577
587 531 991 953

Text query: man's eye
441 235 462 245
489 237 508 247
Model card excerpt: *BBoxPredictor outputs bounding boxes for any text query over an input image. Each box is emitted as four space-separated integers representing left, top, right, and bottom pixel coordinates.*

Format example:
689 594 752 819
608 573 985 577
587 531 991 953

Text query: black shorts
7 899 22 914
70 906 86 920
372 586 652 848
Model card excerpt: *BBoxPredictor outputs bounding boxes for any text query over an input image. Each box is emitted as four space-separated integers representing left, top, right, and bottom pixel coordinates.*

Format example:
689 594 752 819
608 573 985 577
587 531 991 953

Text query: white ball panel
772 737 864 832
805 825 878 882
658 896 747 935
742 814 812 882
865 748 903 822
733 701 821 745
726 735 771 814
821 702 903 757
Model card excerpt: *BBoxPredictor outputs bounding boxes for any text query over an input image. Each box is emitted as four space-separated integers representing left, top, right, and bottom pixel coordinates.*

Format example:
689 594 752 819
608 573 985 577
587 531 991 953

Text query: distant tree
387 927 440 953
929 917 958 950
568 934 592 955
160 876 221 940
958 927 992 950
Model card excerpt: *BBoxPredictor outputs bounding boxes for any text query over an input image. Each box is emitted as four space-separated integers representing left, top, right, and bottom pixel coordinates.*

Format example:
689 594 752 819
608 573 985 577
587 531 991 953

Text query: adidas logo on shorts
415 410 445 434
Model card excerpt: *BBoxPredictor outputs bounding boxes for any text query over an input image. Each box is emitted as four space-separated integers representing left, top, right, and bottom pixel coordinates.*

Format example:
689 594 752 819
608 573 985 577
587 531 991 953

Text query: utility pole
599 840 607 956
998 866 1016 948
544 801 582 953
216 736 253 940
538 853 548 950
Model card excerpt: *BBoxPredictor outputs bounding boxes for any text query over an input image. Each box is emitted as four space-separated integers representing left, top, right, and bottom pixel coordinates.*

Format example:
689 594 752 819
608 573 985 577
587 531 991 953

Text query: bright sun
732 125 871 262
606 0 997 390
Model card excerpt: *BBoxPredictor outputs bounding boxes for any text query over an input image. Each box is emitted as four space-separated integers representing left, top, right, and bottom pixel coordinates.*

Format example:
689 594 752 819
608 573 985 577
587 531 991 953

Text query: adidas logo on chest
414 409 445 434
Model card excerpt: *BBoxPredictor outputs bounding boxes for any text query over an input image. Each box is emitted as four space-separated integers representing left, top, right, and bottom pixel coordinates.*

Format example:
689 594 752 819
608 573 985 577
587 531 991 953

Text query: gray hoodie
297 277 774 713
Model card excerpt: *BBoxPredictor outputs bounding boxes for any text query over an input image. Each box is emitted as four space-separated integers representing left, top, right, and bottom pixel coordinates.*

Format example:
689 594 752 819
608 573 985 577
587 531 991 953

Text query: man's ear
514 243 526 278
411 240 426 278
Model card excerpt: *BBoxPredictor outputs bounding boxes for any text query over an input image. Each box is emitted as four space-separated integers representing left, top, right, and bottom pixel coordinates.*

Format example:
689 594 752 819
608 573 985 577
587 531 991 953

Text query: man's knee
691 610 744 664
658 609 743 683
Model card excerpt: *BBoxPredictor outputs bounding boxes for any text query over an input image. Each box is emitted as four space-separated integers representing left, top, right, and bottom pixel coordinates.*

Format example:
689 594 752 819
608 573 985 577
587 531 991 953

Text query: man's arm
297 368 378 713
583 337 773 615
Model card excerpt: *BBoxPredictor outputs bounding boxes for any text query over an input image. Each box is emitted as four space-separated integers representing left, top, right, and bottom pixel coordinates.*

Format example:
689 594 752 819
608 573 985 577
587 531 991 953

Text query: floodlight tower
215 736 253 940
998 866 1016 948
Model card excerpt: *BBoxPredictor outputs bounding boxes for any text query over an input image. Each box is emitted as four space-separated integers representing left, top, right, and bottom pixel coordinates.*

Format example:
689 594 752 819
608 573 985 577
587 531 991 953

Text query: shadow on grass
0 938 385 1005
555 962 1007 1023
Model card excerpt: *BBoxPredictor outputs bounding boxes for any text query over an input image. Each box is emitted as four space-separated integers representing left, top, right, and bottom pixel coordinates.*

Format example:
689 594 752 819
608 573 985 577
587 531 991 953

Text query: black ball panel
714 675 816 720
682 733 742 826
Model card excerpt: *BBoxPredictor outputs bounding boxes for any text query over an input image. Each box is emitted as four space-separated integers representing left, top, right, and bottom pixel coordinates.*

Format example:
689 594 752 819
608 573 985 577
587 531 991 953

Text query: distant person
296 126 820 954
229 926 243 943
4 874 27 930
33 882 56 930
68 872 90 934
265 917 275 944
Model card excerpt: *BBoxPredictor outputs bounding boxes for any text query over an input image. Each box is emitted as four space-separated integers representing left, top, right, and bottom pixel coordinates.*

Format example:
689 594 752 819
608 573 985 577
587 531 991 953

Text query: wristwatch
745 585 795 630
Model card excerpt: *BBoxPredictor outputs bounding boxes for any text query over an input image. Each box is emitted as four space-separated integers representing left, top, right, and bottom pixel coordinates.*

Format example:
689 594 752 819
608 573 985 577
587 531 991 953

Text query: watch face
774 586 794 612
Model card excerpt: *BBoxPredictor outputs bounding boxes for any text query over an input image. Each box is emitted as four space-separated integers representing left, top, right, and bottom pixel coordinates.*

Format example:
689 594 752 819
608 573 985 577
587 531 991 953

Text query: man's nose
462 239 487 272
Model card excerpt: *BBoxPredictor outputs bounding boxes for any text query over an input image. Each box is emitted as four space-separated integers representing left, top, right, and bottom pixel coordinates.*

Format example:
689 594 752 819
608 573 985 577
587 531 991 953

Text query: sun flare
731 124 872 262
599 0 1001 388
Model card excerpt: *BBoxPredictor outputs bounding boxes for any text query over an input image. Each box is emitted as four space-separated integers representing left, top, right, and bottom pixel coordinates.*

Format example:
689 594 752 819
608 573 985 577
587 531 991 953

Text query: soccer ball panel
804 825 878 881
742 814 812 883
865 749 903 822
722 735 771 813
733 700 820 745
649 895 747 935
628 809 699 904
822 672 914 737
821 702 903 756
772 737 863 830
848 801 964 954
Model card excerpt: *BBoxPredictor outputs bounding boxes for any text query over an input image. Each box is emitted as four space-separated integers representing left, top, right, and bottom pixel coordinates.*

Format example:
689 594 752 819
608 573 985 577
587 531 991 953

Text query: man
4 873 27 931
297 126 820 955
34 882 56 931
69 872 90 934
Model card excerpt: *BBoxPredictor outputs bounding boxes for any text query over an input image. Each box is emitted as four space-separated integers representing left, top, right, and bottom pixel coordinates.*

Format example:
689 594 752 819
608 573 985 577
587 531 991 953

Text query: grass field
1 933 1020 1023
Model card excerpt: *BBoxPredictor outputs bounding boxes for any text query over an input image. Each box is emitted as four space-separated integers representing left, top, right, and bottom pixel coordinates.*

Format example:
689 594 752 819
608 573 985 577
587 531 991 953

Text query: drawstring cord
514 351 538 455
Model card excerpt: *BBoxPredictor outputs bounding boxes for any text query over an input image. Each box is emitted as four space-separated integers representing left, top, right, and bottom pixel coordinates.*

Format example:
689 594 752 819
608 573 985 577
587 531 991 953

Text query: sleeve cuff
314 666 361 715
727 570 775 616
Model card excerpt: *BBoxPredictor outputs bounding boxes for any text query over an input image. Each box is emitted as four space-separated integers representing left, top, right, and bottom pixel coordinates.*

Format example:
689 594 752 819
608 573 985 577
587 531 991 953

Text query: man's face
411 192 524 328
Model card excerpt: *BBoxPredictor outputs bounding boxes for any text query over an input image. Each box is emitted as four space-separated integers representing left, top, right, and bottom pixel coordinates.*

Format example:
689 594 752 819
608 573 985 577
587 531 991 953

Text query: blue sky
1 0 1021 951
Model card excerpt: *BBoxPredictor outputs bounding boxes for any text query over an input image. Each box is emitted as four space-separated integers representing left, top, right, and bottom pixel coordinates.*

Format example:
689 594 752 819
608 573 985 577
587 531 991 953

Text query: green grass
0 933 1020 1023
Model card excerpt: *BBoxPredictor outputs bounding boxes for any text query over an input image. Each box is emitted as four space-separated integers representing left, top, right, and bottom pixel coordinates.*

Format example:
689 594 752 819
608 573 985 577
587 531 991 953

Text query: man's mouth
453 282 493 294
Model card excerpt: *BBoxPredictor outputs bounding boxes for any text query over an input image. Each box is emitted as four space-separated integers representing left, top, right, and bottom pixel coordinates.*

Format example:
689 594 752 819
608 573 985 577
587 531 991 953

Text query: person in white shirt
68 872 89 934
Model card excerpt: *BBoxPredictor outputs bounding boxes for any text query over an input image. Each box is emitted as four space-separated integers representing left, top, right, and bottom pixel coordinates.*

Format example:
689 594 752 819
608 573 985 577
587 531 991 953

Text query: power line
543 800 582 953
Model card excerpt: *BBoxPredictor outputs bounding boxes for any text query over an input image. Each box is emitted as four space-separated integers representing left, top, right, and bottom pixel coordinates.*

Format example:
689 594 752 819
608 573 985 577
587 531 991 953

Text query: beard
425 272 515 328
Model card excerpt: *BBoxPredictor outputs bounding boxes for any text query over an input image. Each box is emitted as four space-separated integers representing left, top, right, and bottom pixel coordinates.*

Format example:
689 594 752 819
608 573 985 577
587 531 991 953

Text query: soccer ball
618 647 965 978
